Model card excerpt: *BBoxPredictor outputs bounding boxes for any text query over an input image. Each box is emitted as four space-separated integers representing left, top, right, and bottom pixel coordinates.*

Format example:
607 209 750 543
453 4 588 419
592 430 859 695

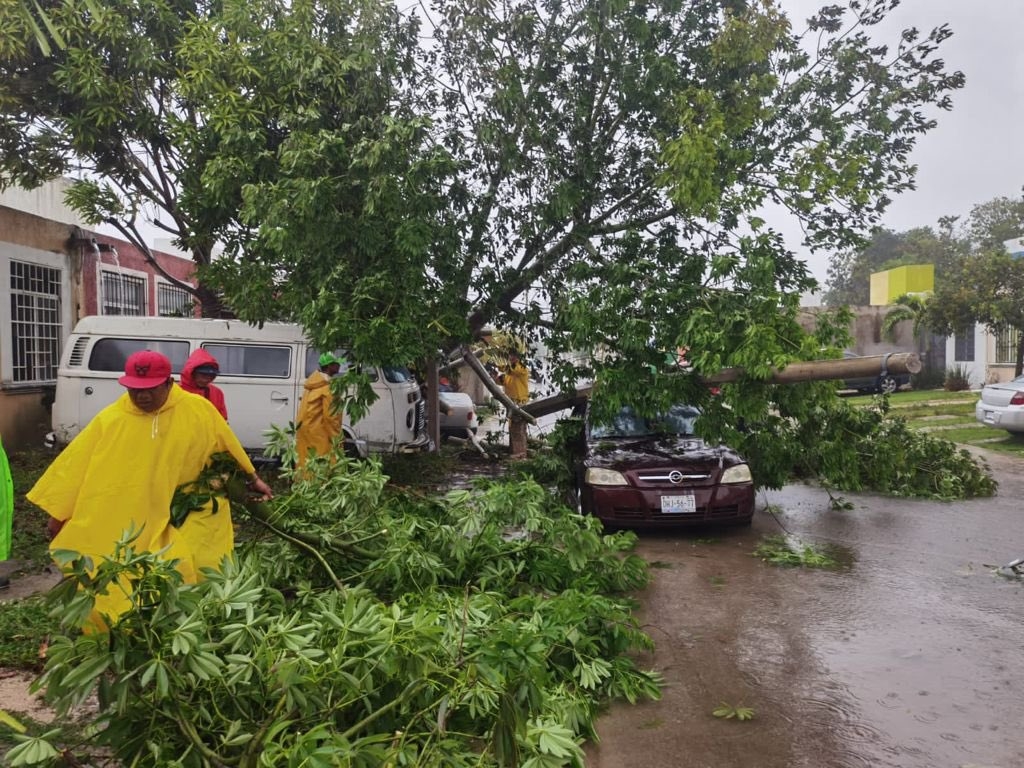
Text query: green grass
7 450 52 572
898 402 977 420
843 389 1024 458
0 595 58 670
845 388 978 406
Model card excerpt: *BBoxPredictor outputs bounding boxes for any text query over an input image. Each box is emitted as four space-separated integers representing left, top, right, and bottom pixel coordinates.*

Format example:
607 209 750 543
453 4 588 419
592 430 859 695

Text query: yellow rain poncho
295 370 343 472
27 385 256 630
502 361 530 405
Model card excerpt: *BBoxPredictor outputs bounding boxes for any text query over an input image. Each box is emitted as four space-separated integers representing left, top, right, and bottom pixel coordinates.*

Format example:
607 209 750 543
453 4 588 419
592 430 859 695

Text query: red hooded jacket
180 349 228 420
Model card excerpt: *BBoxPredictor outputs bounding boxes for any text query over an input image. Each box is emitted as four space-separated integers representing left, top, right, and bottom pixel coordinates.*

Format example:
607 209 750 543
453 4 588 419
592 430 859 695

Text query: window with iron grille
994 326 1021 364
101 270 147 315
953 328 975 362
10 260 63 383
157 281 194 317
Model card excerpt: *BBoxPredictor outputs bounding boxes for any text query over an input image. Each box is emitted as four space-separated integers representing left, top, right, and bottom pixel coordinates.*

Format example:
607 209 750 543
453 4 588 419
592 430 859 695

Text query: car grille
415 397 427 437
634 469 713 486
608 503 741 520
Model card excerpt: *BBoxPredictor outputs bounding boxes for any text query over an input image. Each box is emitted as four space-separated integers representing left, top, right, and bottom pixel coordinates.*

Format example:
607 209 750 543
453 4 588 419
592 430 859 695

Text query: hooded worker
295 352 345 472
27 350 272 632
180 348 228 420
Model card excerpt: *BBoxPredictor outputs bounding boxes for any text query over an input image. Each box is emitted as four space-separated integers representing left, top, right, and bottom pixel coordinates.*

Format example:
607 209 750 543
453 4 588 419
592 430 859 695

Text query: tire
877 375 898 394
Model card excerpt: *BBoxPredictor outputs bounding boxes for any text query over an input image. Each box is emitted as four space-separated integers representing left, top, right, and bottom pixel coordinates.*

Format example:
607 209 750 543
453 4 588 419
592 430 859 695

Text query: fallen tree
12 457 660 767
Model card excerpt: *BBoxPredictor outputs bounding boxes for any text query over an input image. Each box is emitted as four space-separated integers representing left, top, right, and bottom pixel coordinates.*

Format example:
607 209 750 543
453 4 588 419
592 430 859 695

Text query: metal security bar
101 270 147 315
994 326 1020 365
10 260 63 383
157 281 194 317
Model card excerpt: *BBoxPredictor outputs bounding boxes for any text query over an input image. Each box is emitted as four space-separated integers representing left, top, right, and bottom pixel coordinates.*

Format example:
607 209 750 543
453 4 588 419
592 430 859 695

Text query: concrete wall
944 325 988 389
1 188 198 450
0 206 78 448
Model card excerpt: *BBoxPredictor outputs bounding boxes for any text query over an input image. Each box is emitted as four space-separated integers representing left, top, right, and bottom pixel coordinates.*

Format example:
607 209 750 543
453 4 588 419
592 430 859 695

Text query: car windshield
590 404 700 438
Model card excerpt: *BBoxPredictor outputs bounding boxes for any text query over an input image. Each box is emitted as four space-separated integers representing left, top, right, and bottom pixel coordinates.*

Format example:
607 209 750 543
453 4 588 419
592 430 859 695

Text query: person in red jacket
180 349 228 420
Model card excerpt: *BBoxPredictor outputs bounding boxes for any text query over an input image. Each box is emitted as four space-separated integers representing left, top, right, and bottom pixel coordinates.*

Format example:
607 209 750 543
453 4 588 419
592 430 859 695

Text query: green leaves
5 730 61 766
21 460 659 766
712 703 755 721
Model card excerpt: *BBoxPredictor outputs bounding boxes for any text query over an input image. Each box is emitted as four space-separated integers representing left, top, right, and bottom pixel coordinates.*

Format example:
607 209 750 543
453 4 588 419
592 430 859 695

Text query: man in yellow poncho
499 351 530 458
500 351 530 405
295 353 344 474
27 350 273 631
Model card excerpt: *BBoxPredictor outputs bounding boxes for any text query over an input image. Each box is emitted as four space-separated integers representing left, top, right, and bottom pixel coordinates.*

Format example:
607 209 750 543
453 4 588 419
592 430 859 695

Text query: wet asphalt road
587 448 1024 768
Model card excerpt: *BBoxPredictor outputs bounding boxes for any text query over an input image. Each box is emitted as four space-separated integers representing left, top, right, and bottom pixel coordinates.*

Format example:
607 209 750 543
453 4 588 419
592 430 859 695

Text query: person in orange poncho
179 348 228 420
27 350 273 631
295 353 344 473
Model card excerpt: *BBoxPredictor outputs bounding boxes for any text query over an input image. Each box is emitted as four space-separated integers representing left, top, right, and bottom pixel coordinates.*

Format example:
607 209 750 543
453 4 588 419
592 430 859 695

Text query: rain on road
588 449 1024 768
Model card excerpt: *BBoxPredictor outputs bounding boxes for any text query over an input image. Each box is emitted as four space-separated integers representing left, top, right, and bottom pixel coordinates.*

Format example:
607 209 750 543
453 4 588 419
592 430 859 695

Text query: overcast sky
775 0 1024 282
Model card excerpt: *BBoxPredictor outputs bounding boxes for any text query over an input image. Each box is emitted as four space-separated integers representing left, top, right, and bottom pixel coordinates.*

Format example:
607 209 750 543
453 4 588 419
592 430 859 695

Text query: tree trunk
509 414 528 458
195 283 231 318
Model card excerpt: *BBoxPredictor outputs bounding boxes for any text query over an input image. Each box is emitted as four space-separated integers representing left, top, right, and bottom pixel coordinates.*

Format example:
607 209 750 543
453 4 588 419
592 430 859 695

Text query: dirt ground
587 448 1024 768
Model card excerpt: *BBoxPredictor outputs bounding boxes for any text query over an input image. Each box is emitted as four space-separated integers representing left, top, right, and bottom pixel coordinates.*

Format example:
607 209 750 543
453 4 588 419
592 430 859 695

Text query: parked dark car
571 404 755 528
840 350 911 394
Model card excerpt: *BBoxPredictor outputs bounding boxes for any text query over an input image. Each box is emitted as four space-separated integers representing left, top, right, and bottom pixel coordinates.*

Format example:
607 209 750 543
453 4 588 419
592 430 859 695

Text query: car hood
584 434 745 470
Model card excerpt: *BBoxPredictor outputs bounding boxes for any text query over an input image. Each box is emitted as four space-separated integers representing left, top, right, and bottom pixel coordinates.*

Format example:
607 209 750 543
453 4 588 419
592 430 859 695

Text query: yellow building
869 264 934 306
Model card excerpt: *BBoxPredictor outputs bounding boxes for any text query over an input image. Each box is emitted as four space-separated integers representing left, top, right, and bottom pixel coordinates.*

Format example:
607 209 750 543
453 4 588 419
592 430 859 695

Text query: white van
49 316 429 459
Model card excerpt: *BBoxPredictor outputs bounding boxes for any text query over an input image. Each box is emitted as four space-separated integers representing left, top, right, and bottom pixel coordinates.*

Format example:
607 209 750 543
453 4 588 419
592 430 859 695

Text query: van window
382 365 415 384
203 344 291 377
89 338 190 373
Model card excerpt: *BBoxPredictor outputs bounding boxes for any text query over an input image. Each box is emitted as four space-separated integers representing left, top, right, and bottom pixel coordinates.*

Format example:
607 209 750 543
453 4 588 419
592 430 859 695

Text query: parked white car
975 376 1024 433
438 389 490 455
439 390 478 440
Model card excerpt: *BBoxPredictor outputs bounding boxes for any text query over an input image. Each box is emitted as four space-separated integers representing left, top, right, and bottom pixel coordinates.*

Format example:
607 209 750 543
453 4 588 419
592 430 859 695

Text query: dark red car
572 404 755 528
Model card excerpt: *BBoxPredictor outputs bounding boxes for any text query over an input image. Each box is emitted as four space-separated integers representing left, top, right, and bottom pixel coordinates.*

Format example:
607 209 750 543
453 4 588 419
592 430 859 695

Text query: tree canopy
824 194 1024 308
1 0 964 428
925 249 1024 376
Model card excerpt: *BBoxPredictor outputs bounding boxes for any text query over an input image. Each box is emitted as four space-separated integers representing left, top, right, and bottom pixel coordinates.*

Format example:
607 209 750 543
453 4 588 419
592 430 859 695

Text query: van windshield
382 366 414 384
305 350 412 384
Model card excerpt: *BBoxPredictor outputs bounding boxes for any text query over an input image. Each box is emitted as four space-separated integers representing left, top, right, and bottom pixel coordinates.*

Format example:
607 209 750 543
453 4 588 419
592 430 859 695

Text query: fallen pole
521 353 923 419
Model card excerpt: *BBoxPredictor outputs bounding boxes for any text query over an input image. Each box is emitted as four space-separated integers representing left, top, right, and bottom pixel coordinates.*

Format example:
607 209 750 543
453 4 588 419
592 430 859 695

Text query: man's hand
47 518 65 539
248 476 274 501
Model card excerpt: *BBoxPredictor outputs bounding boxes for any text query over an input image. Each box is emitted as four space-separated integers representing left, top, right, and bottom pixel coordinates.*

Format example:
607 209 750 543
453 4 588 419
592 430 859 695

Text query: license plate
661 494 696 514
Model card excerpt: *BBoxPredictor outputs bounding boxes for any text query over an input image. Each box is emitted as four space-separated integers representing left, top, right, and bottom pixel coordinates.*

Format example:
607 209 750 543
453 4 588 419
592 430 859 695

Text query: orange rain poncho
27 384 256 630
295 370 343 471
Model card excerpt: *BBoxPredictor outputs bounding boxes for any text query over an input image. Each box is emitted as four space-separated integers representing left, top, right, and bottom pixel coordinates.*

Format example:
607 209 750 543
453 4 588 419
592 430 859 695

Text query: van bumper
398 434 432 453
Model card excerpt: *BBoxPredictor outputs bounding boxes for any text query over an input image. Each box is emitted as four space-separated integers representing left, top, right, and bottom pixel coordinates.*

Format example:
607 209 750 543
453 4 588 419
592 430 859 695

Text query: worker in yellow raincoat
27 350 273 632
500 351 530 405
295 353 344 474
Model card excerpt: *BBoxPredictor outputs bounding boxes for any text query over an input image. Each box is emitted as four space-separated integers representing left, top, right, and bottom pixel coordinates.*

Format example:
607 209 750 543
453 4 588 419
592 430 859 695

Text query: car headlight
585 467 628 486
721 464 752 484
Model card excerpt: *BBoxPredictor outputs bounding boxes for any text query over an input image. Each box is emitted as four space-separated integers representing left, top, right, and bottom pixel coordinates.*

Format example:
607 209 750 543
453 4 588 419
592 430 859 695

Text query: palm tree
882 293 936 381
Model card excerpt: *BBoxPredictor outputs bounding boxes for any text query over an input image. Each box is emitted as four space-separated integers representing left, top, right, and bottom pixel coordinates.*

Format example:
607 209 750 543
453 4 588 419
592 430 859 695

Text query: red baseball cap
119 350 172 389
